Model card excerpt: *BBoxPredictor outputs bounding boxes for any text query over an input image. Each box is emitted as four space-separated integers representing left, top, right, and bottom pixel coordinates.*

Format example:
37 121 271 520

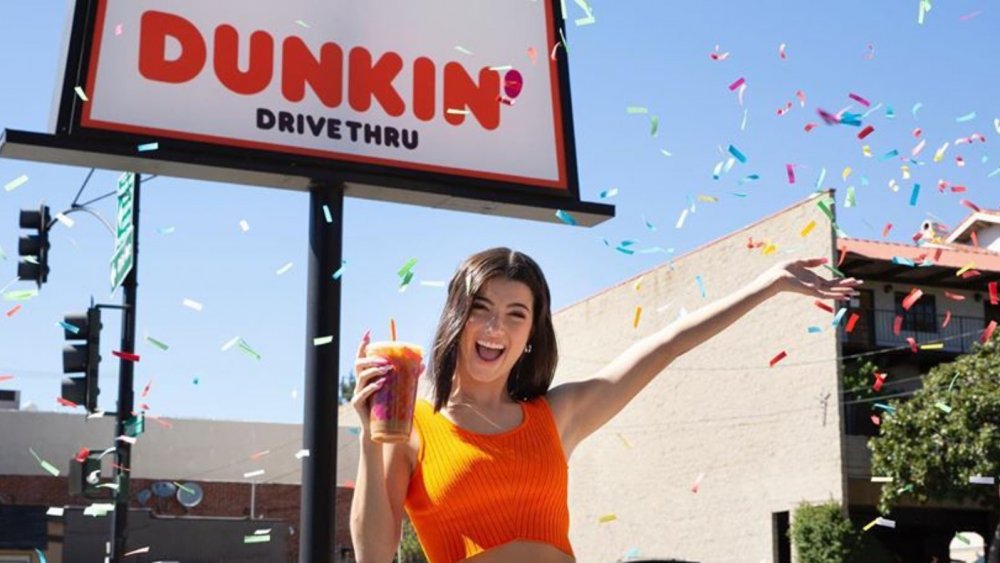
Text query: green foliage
843 359 880 401
789 501 859 563
397 518 428 563
870 334 1000 514
339 371 356 405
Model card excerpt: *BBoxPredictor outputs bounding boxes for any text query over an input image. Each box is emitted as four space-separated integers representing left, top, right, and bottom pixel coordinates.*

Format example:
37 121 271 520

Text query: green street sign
110 172 135 291
110 227 134 291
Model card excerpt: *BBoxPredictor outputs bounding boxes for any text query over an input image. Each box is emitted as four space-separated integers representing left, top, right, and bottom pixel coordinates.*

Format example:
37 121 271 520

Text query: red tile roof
838 237 1000 273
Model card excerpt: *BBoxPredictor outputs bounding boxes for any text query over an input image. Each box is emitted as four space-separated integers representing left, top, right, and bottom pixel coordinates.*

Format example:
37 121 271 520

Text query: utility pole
109 173 140 562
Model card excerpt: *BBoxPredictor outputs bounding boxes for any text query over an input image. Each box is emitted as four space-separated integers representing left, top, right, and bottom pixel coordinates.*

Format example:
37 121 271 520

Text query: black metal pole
300 183 343 563
110 173 139 562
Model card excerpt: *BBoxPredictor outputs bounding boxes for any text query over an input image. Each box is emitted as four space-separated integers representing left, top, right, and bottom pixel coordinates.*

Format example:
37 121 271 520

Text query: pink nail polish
362 328 372 341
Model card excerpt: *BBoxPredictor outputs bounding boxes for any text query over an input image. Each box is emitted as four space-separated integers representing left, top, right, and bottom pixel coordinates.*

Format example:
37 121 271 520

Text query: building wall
0 410 360 486
552 195 845 563
0 411 363 561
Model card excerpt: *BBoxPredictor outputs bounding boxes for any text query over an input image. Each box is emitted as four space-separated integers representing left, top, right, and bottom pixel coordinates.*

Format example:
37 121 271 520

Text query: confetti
331 260 348 280
870 476 893 483
221 336 241 352
955 111 976 123
874 403 896 414
598 514 618 524
649 115 659 137
769 350 788 367
690 472 705 493
322 205 333 223
0 374 13 383
238 339 262 360
46 507 65 517
115 24 123 35
786 164 796 184
632 306 642 329
313 335 334 346
934 401 952 413
145 336 169 351
157 226 175 235
54 213 75 228
901 288 923 311
4 174 29 192
918 0 931 24
908 184 920 207
982 320 997 344
882 223 892 238
675 209 689 229
857 125 874 140
709 45 730 61
29 448 60 477
846 313 860 333
779 43 787 60
3 289 39 302
182 298 203 311
970 476 996 485
137 142 159 152
454 46 473 56
956 262 976 277
294 449 310 459
831 307 847 327
527 46 538 64
695 275 707 298
124 547 150 557
74 86 89 102
728 77 745 91
244 534 271 544
60 321 81 335
942 310 952 328
797 221 817 240
555 209 578 226
239 219 250 232
276 262 294 276
599 187 618 199
243 469 265 479
727 144 747 163
991 281 998 305
112 350 140 363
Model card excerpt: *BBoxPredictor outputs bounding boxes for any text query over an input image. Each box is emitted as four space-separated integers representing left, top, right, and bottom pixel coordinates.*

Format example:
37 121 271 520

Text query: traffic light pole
110 173 140 563
300 183 343 563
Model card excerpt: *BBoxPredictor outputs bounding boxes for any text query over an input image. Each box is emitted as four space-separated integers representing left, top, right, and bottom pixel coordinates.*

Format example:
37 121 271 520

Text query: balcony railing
839 308 988 354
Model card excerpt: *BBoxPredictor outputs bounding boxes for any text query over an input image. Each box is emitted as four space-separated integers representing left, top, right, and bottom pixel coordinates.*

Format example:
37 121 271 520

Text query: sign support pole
300 183 344 563
110 172 140 562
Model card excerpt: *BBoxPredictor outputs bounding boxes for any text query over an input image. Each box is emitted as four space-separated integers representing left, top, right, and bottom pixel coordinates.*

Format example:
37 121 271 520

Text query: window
772 511 791 563
895 291 937 333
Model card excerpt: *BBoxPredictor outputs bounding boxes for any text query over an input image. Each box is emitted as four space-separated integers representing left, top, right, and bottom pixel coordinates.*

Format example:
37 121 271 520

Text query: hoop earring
524 344 533 354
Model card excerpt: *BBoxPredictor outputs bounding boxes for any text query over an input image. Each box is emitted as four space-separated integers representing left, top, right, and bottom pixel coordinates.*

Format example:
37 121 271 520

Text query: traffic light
68 448 109 499
61 307 102 413
17 204 51 287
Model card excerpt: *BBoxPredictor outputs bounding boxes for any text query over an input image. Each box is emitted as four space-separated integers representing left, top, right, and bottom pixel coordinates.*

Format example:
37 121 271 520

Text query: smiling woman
348 247 862 563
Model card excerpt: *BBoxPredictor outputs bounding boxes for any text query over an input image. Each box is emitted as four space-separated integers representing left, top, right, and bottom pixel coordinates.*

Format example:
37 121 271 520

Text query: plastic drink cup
366 341 424 443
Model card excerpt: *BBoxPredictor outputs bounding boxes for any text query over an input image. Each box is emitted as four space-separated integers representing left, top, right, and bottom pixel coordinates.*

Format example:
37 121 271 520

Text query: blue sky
1 1 997 424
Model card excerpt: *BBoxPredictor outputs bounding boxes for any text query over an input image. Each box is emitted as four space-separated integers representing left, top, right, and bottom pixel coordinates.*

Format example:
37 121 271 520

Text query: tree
397 518 427 563
340 371 356 405
789 501 859 562
870 333 1000 563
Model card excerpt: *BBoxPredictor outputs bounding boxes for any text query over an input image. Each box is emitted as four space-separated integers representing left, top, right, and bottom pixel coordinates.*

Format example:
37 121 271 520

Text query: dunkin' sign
79 0 571 188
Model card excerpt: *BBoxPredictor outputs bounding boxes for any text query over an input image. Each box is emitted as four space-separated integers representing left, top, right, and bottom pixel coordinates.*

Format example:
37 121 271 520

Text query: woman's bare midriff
458 540 575 563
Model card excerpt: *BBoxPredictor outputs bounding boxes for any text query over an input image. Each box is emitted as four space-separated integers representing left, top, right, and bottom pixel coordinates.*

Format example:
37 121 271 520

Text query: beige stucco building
552 192 998 562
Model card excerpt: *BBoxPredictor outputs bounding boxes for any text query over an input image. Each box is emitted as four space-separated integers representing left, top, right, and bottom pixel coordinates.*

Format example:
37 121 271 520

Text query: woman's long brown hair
429 247 557 412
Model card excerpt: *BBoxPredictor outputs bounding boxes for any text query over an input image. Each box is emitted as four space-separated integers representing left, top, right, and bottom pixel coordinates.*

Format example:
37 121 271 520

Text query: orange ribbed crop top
403 396 573 563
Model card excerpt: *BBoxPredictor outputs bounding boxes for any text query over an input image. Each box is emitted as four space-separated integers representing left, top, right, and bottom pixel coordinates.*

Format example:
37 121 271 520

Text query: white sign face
80 0 570 189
